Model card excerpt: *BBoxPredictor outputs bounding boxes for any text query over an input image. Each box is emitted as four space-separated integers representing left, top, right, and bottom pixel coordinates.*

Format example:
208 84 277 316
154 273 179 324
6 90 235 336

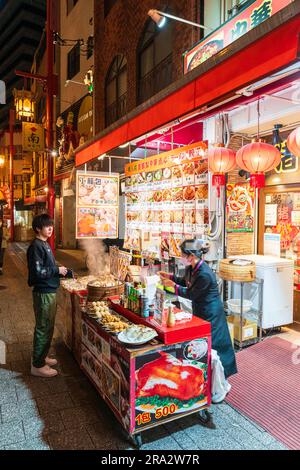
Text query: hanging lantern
208 145 236 196
13 88 35 121
287 127 300 157
236 140 281 189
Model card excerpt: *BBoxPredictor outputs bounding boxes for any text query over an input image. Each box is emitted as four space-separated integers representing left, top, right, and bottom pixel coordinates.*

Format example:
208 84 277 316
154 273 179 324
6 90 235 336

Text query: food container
218 258 256 282
227 299 253 314
87 280 124 301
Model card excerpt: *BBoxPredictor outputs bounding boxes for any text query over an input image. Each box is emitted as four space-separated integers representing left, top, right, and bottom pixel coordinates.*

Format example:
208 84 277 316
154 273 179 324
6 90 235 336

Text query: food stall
58 245 213 448
81 293 212 448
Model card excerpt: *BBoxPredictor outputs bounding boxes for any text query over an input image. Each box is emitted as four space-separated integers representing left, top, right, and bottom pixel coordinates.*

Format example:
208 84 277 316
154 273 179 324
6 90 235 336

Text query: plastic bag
211 349 231 404
178 296 193 314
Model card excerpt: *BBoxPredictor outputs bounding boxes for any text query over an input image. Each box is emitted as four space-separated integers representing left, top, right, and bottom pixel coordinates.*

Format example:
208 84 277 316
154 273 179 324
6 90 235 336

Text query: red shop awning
76 4 300 167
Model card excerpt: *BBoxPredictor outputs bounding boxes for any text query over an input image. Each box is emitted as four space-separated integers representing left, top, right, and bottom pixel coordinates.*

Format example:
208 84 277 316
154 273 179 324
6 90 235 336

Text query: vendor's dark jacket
27 238 60 293
174 260 237 378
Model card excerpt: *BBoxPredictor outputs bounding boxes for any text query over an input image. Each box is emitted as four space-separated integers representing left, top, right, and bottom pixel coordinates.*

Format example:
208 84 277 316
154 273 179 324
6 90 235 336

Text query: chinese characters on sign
184 0 290 73
274 140 298 174
76 171 119 239
22 122 44 152
124 143 209 258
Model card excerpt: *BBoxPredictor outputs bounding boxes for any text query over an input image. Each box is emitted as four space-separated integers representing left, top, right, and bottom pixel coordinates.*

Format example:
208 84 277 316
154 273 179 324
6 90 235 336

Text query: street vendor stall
81 296 212 448
58 245 213 448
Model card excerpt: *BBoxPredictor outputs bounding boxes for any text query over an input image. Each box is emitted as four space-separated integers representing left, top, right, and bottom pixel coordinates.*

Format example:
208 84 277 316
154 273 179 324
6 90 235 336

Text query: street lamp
13 89 35 121
148 9 213 31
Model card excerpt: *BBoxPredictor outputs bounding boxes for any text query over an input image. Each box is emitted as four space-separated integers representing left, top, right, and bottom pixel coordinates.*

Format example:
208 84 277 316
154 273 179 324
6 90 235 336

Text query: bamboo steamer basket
218 259 256 282
87 281 124 301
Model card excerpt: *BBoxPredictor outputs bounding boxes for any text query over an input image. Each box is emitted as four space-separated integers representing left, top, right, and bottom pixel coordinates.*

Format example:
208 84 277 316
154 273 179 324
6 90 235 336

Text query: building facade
93 0 249 133
55 0 94 248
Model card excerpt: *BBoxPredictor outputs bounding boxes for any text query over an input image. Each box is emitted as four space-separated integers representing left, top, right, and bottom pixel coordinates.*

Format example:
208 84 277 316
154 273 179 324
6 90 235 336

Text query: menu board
124 143 208 258
76 171 119 239
226 183 255 232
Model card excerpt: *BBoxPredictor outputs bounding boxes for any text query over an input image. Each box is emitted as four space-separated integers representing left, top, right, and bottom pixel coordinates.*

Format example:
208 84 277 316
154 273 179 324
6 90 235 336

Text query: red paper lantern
287 127 300 157
236 141 281 188
208 146 236 196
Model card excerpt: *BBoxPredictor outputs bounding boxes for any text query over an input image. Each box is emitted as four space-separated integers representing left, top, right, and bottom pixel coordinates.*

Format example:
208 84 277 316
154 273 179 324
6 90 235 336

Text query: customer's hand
158 271 170 279
59 266 68 276
162 278 175 288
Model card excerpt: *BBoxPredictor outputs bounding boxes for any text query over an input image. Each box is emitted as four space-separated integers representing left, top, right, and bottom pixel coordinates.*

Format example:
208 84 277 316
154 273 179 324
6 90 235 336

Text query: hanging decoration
287 127 300 157
236 140 281 188
208 145 236 196
13 89 35 121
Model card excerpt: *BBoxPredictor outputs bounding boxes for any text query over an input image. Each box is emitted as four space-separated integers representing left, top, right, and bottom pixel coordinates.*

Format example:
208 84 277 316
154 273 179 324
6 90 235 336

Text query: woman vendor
159 238 237 387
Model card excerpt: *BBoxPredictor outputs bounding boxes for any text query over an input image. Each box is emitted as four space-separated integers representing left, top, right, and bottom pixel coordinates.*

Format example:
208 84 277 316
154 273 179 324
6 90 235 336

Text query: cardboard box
227 315 257 342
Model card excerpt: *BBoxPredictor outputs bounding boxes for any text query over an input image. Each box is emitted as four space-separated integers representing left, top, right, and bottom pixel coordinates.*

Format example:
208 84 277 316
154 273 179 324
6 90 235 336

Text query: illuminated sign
184 0 292 74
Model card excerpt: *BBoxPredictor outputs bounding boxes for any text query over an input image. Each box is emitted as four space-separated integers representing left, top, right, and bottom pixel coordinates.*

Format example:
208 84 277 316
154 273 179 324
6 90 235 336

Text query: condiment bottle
167 305 176 327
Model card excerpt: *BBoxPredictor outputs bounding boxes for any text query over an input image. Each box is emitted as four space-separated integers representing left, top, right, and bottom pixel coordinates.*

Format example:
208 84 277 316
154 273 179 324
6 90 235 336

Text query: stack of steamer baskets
218 258 256 282
87 274 124 301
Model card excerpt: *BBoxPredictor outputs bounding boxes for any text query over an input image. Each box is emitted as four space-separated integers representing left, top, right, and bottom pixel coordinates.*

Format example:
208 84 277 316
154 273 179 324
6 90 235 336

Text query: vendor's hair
32 214 54 233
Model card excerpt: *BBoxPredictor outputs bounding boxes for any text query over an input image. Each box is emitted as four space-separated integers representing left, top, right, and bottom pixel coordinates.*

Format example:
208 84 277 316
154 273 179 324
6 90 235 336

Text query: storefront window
264 191 300 290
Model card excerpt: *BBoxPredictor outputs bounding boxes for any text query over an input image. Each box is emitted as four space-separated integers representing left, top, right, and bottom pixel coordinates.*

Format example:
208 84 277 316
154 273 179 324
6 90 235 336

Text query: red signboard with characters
184 0 292 73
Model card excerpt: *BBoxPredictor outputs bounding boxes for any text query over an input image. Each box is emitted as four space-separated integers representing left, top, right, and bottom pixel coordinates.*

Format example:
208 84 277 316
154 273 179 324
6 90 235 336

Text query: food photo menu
124 142 209 258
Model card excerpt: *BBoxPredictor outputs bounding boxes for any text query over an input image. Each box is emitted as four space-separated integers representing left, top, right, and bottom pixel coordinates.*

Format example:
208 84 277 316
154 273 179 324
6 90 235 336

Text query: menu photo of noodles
226 183 255 232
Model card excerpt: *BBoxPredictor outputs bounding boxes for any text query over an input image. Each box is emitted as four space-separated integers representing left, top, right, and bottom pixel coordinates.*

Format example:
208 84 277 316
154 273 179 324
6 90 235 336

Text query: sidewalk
0 244 287 450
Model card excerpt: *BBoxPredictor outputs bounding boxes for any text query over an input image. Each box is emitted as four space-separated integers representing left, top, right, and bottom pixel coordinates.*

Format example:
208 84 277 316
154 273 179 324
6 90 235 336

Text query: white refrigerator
229 255 294 329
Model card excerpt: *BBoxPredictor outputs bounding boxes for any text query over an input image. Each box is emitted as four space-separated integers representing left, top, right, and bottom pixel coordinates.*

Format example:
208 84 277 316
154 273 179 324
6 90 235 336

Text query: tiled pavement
0 245 288 450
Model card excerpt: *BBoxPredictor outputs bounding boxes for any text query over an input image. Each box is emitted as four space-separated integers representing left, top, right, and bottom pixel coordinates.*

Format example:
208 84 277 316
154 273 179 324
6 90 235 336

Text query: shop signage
22 122 44 152
125 142 207 177
76 170 119 239
274 139 298 174
184 0 292 73
78 95 93 141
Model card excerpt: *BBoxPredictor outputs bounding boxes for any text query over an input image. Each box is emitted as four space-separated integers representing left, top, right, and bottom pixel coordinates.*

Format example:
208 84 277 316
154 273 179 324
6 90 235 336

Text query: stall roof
76 2 300 167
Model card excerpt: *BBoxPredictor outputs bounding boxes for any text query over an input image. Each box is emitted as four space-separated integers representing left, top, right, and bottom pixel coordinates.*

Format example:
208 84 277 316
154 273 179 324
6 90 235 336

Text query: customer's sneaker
31 364 58 377
45 356 57 366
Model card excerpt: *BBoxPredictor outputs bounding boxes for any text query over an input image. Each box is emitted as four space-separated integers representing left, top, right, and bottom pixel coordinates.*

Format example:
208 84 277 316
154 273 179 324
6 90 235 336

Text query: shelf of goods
80 302 212 447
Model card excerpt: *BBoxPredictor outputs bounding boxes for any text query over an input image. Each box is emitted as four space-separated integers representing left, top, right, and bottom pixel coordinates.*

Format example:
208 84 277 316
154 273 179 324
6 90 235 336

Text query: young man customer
27 214 70 378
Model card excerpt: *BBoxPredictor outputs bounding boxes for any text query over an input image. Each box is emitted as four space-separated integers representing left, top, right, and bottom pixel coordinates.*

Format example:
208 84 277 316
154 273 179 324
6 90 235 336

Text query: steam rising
79 239 110 276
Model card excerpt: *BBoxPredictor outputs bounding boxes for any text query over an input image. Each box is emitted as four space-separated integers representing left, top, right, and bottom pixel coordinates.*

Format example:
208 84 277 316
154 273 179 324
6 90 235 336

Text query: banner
184 0 292 73
76 171 119 239
22 122 44 152
226 183 255 232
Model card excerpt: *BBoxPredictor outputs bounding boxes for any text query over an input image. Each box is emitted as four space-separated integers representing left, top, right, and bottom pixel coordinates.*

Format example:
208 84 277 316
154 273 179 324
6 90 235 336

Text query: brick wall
94 0 201 133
